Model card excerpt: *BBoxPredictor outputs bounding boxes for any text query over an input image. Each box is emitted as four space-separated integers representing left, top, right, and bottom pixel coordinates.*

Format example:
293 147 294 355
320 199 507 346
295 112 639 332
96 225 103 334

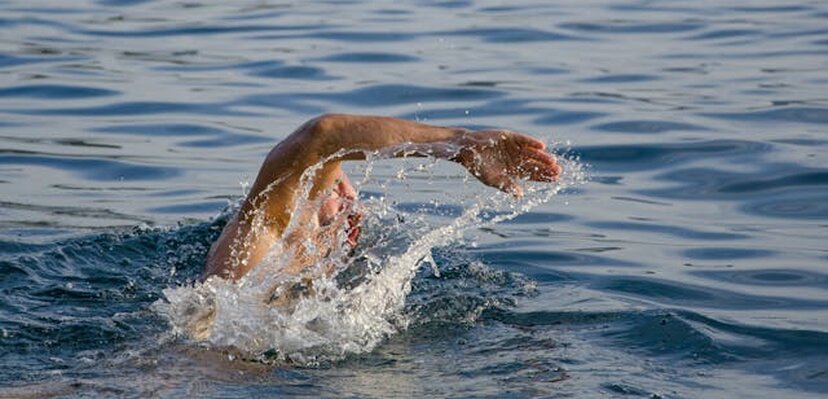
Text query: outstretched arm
203 114 561 280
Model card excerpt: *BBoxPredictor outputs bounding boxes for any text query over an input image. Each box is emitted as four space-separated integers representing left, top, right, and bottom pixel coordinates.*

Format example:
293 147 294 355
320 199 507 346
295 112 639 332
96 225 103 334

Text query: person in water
201 114 561 282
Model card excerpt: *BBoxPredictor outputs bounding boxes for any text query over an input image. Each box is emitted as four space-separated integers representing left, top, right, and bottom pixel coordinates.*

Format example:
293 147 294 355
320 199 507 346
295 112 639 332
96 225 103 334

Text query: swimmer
201 114 561 281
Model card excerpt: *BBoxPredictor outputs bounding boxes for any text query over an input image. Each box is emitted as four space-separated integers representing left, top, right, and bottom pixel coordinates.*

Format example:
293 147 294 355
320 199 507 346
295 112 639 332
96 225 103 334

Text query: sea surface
1 0 827 398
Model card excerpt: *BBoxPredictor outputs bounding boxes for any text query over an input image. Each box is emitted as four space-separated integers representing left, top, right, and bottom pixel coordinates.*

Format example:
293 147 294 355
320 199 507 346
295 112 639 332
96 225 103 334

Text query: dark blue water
1 0 827 397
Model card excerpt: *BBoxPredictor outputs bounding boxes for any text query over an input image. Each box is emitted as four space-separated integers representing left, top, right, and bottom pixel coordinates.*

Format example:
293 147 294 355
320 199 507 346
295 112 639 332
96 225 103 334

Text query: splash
155 146 585 365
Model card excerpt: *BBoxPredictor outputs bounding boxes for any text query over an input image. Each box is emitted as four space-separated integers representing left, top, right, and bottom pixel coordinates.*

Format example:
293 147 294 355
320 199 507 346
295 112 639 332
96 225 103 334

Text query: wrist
449 128 475 168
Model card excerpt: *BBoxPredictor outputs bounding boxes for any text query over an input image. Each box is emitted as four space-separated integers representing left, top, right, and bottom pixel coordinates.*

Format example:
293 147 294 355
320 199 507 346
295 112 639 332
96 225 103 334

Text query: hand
456 129 562 197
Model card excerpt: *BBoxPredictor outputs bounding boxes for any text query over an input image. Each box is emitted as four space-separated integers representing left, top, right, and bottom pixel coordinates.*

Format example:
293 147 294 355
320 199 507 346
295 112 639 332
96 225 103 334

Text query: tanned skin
202 114 562 281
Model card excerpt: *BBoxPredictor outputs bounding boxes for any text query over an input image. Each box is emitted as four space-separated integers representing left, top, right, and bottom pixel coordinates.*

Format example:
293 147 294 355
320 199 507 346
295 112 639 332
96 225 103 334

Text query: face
317 172 361 248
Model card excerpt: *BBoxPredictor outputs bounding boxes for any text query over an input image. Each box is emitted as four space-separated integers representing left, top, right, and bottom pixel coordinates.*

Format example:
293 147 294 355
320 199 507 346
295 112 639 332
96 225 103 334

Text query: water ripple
240 84 503 111
742 193 828 219
77 24 315 38
599 276 828 310
0 153 180 181
475 248 639 269
249 65 336 81
0 84 118 99
436 27 578 43
703 106 828 124
581 74 659 83
591 120 707 133
576 140 771 171
313 52 419 63
645 166 828 201
718 171 828 194
0 53 82 68
255 30 417 42
691 269 828 289
585 221 747 241
682 247 776 260
92 123 269 148
686 29 763 41
6 101 247 117
559 21 706 34
533 109 606 125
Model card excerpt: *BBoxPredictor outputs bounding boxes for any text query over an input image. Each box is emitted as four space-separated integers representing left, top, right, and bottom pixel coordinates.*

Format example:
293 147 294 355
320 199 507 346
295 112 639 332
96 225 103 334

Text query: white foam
155 150 585 365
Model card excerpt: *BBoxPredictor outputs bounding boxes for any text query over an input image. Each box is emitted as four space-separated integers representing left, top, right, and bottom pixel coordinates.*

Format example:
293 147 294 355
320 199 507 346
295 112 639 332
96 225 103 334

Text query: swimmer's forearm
306 114 469 163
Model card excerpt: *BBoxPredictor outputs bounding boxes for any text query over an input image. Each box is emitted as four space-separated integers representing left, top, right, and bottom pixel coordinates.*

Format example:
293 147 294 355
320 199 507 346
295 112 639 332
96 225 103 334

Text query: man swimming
201 114 561 282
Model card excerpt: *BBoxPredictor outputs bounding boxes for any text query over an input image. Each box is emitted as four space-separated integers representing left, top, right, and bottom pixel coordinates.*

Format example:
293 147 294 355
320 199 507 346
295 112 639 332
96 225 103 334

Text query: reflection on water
1 0 827 397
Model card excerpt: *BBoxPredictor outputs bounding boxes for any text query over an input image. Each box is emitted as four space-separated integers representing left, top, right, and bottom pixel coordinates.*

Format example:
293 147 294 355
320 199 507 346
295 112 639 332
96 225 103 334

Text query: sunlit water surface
1 0 827 398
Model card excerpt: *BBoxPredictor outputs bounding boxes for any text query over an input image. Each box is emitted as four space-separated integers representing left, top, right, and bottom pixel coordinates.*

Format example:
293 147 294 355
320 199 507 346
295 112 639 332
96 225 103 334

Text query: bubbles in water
155 145 585 365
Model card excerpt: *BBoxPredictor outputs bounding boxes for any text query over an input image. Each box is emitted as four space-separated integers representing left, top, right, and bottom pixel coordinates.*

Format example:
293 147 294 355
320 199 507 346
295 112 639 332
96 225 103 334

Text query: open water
1 0 827 398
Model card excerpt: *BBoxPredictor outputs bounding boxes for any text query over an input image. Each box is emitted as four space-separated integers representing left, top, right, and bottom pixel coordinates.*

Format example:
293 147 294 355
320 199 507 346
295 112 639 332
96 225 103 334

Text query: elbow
266 114 341 163
300 113 348 157
306 113 344 139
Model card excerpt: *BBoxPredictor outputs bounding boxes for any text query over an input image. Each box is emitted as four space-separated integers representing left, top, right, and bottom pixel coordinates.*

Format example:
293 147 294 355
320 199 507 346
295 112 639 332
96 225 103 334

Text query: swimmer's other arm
203 114 561 280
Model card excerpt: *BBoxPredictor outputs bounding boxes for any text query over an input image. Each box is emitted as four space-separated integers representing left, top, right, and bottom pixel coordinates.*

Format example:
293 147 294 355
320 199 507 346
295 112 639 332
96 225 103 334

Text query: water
1 0 827 397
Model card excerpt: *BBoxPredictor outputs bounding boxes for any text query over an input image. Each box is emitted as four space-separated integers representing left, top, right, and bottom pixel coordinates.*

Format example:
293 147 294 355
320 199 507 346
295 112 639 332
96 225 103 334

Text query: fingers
467 129 561 196
513 133 546 151
525 147 557 167
515 147 561 182
552 162 563 178
518 159 557 182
